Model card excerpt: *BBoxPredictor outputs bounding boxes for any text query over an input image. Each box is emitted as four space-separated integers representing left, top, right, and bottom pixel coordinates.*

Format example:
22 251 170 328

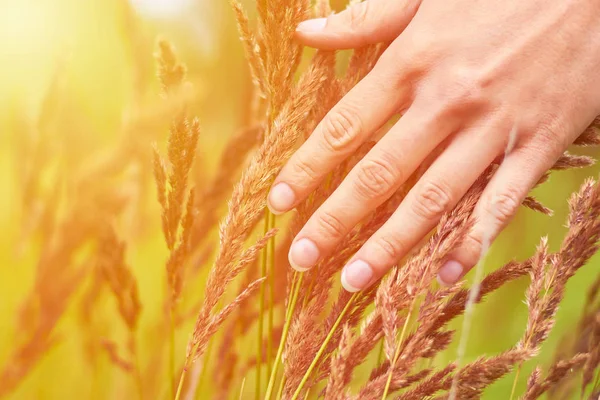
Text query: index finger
267 55 414 215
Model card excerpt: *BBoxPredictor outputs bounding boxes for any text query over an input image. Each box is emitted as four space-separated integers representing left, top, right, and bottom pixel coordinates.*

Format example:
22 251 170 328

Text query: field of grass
0 0 599 398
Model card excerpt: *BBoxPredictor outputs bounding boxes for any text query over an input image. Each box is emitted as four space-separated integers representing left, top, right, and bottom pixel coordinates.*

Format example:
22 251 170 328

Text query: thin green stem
381 304 414 399
509 366 521 400
591 368 600 397
275 375 286 400
509 258 557 400
265 272 303 400
174 367 186 400
257 210 271 400
382 241 445 400
290 293 358 400
301 269 317 310
170 305 176 399
377 338 385 366
267 213 276 378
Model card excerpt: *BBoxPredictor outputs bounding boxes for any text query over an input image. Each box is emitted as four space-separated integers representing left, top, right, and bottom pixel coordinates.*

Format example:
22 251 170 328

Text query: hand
267 0 600 292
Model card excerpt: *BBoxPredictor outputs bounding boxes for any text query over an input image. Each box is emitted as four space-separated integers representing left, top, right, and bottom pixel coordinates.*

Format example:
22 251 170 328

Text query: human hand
267 0 600 292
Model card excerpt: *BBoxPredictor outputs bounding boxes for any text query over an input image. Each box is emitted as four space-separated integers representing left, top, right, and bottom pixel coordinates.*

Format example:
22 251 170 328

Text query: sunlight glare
130 0 193 18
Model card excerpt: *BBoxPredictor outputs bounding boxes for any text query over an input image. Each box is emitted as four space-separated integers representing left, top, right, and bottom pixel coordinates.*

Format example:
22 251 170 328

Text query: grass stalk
131 331 144 400
377 338 385 366
194 336 214 399
170 305 176 399
381 241 447 399
267 213 276 378
275 375 286 400
381 301 414 399
290 293 359 400
449 242 489 400
174 367 186 400
265 272 303 400
509 248 556 400
301 270 318 310
239 378 247 400
509 367 521 400
257 209 271 400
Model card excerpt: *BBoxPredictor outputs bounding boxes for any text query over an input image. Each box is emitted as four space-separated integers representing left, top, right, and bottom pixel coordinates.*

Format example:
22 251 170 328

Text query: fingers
295 0 421 50
340 123 506 292
267 60 412 216
286 106 454 271
437 140 562 285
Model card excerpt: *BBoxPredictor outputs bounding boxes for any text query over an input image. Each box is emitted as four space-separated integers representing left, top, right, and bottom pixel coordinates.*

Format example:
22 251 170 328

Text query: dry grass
3 0 600 399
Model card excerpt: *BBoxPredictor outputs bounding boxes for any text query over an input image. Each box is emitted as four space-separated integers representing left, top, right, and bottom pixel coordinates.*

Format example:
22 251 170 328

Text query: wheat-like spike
551 152 596 171
522 196 553 216
522 354 589 400
184 53 331 371
97 227 141 332
575 117 600 146
155 39 186 95
231 1 266 95
324 324 353 400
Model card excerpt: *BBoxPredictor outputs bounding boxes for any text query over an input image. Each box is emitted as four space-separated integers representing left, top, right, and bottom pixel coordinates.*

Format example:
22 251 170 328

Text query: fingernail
296 18 327 33
268 183 295 215
341 260 374 292
288 238 320 271
437 260 464 286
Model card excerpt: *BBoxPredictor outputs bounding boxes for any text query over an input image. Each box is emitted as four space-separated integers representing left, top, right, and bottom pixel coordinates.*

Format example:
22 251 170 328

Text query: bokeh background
0 0 598 398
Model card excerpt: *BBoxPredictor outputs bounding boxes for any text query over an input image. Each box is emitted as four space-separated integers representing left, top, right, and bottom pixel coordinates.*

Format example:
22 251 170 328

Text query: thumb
296 0 421 50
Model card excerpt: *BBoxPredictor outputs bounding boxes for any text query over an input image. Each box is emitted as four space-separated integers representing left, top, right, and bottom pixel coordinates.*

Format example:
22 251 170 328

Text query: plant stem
267 213 276 378
290 293 358 400
591 369 600 396
275 375 286 400
194 337 214 398
382 241 446 400
509 366 521 400
131 330 144 400
301 269 317 310
509 253 557 400
265 272 303 400
257 209 271 400
377 338 385 366
174 367 186 400
170 305 176 399
239 377 247 400
449 247 489 400
381 302 414 399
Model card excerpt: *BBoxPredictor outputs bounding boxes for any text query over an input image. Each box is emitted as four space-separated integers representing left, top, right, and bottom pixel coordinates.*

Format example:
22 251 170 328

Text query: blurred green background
0 0 597 398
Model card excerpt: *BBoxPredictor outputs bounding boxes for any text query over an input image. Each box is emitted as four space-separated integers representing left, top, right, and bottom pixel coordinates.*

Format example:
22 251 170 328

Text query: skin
267 0 600 292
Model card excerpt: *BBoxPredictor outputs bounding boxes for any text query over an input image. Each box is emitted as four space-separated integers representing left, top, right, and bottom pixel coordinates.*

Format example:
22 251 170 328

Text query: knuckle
487 188 521 224
353 157 399 199
467 231 485 251
316 210 348 238
373 234 405 264
431 68 487 116
289 154 320 183
321 106 362 152
348 1 370 30
531 120 570 157
463 230 487 260
412 181 453 220
376 48 424 94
